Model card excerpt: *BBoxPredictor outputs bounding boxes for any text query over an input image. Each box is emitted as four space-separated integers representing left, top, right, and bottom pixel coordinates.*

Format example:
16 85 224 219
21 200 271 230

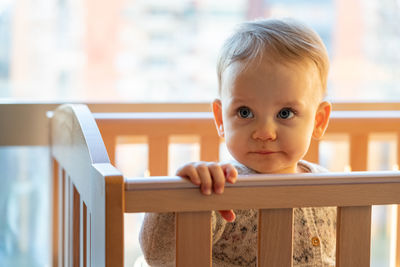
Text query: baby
140 18 336 266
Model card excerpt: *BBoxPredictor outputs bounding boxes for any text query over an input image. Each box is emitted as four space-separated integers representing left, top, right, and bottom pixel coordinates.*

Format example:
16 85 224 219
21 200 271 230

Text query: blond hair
217 18 329 96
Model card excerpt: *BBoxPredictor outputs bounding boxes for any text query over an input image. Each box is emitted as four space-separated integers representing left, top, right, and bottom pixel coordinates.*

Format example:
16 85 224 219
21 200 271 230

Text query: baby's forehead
221 59 321 92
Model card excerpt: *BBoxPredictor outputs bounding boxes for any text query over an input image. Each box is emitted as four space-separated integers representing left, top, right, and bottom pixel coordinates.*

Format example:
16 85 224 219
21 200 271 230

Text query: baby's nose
251 120 277 141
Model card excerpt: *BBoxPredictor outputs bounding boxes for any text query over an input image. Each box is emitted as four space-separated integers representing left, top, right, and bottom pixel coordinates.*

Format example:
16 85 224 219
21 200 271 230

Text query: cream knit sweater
139 160 336 266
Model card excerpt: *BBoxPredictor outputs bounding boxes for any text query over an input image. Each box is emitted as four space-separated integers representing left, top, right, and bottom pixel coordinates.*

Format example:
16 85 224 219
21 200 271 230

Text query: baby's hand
176 162 238 222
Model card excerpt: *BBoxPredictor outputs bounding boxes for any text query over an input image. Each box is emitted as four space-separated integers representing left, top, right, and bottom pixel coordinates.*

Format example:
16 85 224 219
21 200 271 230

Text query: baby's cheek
282 133 310 159
225 133 246 158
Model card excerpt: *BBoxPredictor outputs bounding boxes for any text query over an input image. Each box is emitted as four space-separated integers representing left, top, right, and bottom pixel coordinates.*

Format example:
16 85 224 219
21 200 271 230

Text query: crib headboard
51 104 400 267
51 104 124 267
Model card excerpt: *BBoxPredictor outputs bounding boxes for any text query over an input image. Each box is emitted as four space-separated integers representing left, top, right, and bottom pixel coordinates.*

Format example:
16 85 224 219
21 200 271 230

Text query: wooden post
350 134 368 171
148 135 169 176
336 206 372 267
176 211 212 267
52 159 59 267
258 208 293 267
105 174 125 267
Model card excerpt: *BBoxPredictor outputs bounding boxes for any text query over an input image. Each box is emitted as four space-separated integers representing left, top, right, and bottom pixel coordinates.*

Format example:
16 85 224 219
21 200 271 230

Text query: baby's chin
243 161 299 174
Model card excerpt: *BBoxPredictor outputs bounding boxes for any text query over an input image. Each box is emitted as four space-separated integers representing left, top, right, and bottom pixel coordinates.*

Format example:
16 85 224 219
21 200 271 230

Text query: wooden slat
200 135 220 162
258 208 293 267
52 159 59 267
303 139 319 164
60 169 65 267
73 186 80 267
148 135 169 176
89 214 92 267
69 177 74 267
336 206 372 267
64 175 71 267
350 134 368 171
82 202 87 267
176 211 212 267
105 175 124 267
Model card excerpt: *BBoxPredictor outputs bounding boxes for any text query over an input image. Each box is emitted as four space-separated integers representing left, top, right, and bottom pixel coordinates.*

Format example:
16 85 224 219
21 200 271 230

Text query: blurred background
0 0 400 266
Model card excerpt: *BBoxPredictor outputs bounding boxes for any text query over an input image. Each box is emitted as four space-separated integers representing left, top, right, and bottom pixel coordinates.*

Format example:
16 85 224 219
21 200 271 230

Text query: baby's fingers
208 163 226 194
221 164 238 184
196 163 213 195
176 164 201 185
218 210 236 222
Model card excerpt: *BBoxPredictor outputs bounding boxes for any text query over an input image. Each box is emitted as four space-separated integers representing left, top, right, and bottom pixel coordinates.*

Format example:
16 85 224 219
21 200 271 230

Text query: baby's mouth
250 150 276 155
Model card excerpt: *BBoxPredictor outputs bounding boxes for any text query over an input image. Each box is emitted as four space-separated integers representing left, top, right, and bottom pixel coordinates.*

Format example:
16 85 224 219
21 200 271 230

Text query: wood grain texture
258 209 293 267
125 173 400 213
336 206 372 267
104 172 124 267
73 186 80 267
176 211 212 267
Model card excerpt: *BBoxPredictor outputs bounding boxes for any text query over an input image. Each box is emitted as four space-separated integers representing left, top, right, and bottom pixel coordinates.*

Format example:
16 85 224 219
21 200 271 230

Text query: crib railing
51 104 400 267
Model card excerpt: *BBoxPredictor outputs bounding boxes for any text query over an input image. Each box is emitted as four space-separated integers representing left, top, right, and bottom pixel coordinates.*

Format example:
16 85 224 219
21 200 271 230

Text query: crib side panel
51 105 124 267
52 158 124 267
126 172 400 267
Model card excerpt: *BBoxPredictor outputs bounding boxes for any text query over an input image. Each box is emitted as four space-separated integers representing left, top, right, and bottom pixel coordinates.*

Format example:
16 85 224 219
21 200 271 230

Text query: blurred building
1 0 399 102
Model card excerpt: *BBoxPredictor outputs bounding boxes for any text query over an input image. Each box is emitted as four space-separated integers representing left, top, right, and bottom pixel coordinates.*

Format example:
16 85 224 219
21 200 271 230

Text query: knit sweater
139 160 336 267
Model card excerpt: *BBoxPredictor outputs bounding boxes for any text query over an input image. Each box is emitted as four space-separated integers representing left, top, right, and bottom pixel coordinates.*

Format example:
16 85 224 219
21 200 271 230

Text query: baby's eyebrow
230 98 249 105
277 100 304 108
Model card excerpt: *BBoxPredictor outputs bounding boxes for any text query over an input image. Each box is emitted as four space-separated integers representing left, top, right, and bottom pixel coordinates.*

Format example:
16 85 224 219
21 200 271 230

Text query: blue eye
277 108 295 119
237 106 254 119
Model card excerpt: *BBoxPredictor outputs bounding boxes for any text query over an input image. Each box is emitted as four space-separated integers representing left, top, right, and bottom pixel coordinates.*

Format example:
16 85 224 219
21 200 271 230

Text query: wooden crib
50 104 400 267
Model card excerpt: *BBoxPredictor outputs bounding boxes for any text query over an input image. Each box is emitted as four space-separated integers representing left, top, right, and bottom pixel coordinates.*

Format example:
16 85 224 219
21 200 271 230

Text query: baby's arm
176 161 238 222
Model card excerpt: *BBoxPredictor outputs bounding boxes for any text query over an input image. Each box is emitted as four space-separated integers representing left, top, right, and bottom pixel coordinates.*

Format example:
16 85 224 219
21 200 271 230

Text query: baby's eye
277 108 295 119
237 106 254 119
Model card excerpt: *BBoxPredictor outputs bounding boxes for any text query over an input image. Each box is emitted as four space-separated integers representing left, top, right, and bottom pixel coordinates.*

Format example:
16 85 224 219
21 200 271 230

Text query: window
0 0 399 101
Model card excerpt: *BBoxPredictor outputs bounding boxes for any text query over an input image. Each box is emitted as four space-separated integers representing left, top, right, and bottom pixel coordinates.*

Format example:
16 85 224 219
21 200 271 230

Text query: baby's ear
212 99 224 137
312 101 332 139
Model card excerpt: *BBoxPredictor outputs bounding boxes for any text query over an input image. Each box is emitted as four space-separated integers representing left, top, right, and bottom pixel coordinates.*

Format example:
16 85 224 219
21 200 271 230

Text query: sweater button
311 236 320 247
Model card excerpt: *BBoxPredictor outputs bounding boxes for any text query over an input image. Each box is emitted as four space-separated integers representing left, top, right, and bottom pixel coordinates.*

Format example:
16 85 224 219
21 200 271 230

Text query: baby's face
214 59 328 174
